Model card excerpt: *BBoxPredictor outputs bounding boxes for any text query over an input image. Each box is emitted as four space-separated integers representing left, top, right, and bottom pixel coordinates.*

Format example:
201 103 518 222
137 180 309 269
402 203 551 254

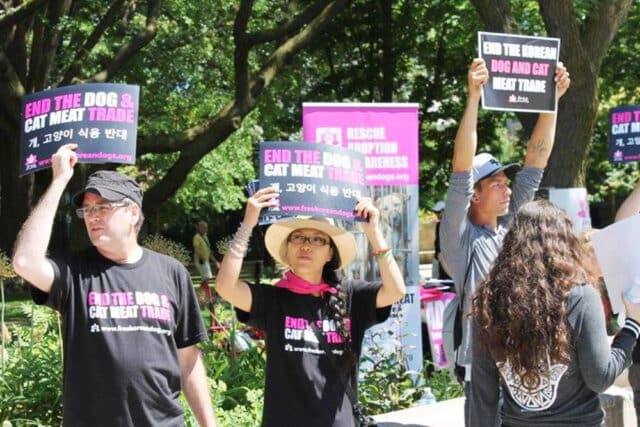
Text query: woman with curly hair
470 199 640 426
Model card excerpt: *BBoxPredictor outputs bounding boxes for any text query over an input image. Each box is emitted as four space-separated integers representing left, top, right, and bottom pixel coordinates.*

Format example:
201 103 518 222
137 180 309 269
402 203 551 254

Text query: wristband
228 222 253 258
624 318 640 339
372 247 392 260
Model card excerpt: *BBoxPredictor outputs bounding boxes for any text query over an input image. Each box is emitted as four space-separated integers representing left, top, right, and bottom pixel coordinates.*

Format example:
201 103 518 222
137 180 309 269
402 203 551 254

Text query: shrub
0 305 63 426
358 332 422 414
0 252 16 281
358 327 463 415
141 234 191 266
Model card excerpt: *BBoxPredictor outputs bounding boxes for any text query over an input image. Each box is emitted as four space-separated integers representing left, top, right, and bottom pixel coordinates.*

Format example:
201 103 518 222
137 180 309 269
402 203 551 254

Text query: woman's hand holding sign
243 186 280 227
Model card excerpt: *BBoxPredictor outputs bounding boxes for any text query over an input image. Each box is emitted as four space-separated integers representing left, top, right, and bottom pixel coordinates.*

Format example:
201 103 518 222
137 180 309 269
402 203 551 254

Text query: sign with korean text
478 32 559 113
259 141 367 222
20 83 139 176
610 105 640 163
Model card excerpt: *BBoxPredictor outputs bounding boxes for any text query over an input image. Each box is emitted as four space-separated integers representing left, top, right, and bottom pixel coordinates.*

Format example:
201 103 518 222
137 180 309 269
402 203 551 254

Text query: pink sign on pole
420 288 456 369
302 103 419 186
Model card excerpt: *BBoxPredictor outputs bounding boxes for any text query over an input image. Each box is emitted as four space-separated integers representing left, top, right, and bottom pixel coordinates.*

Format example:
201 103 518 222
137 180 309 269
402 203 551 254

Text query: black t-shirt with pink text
236 280 390 427
31 247 207 427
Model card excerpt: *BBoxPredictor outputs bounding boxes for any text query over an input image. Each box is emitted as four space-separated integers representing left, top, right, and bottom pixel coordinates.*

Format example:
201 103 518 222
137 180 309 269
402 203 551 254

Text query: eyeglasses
76 201 129 219
287 233 330 247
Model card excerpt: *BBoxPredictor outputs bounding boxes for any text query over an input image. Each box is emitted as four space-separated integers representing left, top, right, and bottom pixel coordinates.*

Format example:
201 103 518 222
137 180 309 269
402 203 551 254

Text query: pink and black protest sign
259 141 367 223
478 32 560 113
20 83 139 176
610 105 640 163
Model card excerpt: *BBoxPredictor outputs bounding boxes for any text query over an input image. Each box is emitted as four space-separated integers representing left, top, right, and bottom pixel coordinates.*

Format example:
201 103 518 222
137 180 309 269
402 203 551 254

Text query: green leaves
0 306 63 425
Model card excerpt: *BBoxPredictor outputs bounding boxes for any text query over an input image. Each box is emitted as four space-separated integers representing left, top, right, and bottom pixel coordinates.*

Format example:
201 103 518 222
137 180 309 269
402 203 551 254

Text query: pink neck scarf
275 271 337 296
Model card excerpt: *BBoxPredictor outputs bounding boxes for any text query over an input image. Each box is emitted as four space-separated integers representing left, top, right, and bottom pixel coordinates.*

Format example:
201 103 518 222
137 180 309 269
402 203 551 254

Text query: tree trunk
381 0 393 102
543 79 599 187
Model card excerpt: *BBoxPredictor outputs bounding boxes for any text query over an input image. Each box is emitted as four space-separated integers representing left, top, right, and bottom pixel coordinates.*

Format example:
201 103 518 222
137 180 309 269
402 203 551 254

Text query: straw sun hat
264 217 356 270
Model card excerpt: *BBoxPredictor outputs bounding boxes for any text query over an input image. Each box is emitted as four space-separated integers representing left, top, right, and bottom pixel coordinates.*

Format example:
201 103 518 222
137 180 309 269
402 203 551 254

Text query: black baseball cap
72 170 143 208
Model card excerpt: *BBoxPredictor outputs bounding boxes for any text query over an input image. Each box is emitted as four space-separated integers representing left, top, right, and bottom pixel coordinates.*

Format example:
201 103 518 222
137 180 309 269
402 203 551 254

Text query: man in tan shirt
193 221 220 315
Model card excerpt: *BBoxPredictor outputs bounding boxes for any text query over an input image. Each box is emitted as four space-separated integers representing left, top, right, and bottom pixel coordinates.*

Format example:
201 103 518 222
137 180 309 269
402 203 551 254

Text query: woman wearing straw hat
216 186 405 427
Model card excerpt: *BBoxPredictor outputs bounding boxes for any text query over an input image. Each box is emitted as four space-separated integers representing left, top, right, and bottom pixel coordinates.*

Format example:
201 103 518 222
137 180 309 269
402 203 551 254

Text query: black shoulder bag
309 321 377 427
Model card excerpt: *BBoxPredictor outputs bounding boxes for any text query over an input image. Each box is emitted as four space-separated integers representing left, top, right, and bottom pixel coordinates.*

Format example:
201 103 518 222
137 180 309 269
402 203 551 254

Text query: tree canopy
1 0 639 252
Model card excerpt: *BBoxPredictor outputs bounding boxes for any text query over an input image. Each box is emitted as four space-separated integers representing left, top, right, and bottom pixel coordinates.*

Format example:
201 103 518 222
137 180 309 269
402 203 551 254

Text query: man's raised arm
452 58 488 173
12 144 78 293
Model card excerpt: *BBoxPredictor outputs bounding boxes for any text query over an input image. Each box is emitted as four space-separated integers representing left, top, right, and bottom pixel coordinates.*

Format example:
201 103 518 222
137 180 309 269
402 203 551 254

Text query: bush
358 327 463 415
0 305 63 426
141 234 191 266
0 252 16 281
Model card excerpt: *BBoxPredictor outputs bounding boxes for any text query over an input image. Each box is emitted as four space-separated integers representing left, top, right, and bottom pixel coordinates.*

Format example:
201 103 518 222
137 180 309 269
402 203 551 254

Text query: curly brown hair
472 199 593 390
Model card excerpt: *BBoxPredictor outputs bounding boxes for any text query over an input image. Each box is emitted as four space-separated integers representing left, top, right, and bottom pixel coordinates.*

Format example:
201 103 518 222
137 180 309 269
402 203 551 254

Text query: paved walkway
373 385 636 427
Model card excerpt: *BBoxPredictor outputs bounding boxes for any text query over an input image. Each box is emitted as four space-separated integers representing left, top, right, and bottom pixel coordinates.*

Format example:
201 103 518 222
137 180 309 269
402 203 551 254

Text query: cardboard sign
258 141 367 223
610 105 640 163
20 83 139 175
591 214 640 316
478 32 560 113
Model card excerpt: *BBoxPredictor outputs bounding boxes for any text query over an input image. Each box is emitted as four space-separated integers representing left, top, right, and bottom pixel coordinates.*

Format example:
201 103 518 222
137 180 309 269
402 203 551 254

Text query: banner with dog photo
302 102 422 376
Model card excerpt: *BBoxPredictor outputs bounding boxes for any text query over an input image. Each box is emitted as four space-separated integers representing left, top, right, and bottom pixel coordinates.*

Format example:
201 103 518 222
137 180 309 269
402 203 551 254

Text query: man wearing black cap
439 58 570 424
12 144 217 427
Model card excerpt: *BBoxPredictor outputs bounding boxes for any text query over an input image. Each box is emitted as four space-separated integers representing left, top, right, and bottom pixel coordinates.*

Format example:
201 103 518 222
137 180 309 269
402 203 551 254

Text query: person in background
12 144 217 427
470 200 640 426
194 221 221 281
193 220 220 312
215 186 405 427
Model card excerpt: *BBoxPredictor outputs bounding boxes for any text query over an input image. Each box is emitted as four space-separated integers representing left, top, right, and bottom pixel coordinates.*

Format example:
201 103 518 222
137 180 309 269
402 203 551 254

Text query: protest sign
478 32 560 113
591 214 640 317
258 141 367 223
610 105 640 163
20 83 139 176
